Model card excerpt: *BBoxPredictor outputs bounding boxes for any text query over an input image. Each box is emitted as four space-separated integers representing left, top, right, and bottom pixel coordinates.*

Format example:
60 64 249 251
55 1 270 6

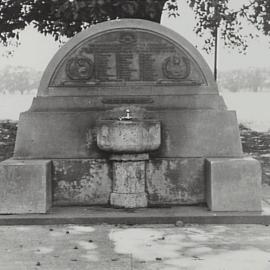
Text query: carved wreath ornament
66 57 94 80
162 55 190 80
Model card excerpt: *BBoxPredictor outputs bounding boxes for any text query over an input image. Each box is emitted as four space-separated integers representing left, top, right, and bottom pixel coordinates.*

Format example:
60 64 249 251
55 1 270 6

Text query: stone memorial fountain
0 19 262 213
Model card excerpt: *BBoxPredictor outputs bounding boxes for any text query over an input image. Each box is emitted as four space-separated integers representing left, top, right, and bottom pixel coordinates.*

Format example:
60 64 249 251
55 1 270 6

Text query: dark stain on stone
149 158 163 170
147 192 161 202
52 159 112 206
147 158 205 204
164 165 181 188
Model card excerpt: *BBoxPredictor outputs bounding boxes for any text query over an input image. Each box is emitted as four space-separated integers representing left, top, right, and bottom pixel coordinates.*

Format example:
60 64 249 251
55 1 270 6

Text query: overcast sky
0 0 269 73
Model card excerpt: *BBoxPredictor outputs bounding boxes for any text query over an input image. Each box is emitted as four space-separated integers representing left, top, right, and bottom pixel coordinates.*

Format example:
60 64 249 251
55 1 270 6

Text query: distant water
0 92 269 132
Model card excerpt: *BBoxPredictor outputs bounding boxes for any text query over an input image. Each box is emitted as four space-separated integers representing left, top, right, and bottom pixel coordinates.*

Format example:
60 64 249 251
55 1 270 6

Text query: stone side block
14 112 101 159
206 157 262 211
159 110 243 157
0 159 52 214
113 161 145 193
146 158 205 205
110 192 147 208
52 159 112 205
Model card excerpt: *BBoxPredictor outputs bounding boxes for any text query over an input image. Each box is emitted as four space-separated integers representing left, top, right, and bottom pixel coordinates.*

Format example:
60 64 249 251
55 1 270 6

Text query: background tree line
219 67 270 92
0 65 269 95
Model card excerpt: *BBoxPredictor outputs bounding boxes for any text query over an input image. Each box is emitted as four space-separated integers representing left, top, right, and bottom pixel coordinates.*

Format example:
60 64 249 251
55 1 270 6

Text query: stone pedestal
206 157 262 212
110 193 148 208
0 159 52 214
110 154 148 208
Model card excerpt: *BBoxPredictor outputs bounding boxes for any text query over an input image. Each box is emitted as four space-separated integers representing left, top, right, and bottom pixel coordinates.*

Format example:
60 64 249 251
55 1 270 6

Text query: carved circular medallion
66 57 93 80
162 55 190 79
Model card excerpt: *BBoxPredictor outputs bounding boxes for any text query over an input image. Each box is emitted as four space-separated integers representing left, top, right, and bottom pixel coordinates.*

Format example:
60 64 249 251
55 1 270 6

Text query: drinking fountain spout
119 109 133 121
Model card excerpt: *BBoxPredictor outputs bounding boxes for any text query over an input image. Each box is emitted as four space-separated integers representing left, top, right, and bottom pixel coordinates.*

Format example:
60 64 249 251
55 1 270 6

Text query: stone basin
96 119 161 153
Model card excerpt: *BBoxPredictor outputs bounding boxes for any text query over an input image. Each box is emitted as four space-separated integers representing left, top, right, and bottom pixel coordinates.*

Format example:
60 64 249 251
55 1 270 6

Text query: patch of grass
0 120 17 161
240 124 270 184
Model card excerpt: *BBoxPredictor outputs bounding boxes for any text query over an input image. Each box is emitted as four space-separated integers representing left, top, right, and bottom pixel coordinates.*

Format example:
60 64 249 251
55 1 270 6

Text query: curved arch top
38 19 217 96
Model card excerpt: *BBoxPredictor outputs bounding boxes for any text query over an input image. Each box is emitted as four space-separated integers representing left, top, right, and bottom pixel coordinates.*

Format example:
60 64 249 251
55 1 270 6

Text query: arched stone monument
0 19 261 213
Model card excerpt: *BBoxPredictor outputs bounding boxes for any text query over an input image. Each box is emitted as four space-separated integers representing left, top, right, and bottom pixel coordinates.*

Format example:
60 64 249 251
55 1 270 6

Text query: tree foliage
0 0 174 45
187 0 270 52
0 0 269 53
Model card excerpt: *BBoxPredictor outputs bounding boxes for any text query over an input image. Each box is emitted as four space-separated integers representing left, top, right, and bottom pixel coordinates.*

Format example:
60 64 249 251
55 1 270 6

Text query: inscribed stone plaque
51 30 205 86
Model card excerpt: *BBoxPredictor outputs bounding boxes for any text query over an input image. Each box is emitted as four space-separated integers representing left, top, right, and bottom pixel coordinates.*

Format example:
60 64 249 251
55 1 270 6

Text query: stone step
0 204 269 226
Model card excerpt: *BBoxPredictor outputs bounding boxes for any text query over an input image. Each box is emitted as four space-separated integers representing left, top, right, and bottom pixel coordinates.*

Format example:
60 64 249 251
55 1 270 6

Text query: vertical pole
214 26 218 81
213 0 219 82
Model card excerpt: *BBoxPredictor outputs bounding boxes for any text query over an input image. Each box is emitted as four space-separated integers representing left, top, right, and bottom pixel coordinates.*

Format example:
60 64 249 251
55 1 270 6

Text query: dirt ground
0 121 270 184
1 224 270 270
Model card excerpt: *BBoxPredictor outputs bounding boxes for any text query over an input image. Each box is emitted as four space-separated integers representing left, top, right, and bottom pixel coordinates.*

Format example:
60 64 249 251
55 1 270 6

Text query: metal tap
119 109 133 121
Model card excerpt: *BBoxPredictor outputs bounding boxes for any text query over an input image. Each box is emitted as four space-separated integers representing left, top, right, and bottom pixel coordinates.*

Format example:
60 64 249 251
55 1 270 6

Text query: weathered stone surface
110 156 148 208
29 95 226 111
146 158 205 205
14 110 242 159
110 153 149 161
112 161 146 193
39 19 215 95
0 159 51 214
97 119 161 153
52 159 111 206
14 111 101 159
158 110 243 157
110 192 148 208
38 19 217 96
206 157 262 211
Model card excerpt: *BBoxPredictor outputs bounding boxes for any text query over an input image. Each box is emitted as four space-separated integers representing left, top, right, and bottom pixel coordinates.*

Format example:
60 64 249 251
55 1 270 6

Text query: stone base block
51 158 205 206
0 159 52 214
52 159 111 206
206 157 262 212
110 192 148 208
147 158 205 205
